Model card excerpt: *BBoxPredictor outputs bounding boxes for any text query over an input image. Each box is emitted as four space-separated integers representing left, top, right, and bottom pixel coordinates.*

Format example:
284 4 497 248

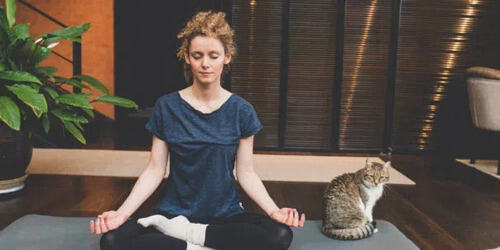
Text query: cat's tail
321 222 377 240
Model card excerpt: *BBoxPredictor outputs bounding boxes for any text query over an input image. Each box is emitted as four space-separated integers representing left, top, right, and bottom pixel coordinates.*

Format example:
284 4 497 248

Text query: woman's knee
99 217 146 250
100 231 124 250
265 224 293 250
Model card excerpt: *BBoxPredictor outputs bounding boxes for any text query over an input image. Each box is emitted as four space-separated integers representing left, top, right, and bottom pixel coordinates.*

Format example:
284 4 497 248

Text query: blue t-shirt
145 90 263 222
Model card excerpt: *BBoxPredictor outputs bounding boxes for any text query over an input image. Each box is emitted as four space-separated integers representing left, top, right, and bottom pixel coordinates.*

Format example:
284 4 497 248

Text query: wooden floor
0 154 499 250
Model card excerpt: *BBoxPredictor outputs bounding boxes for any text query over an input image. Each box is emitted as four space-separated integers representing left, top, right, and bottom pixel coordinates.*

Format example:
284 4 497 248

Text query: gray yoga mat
0 214 100 250
290 220 419 250
0 214 418 250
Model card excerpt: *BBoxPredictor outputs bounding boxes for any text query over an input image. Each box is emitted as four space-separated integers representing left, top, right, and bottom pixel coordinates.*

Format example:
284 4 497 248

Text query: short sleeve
240 103 263 138
145 98 167 141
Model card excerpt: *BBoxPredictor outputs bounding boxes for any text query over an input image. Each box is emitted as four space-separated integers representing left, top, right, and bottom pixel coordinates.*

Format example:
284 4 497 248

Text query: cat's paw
371 220 377 228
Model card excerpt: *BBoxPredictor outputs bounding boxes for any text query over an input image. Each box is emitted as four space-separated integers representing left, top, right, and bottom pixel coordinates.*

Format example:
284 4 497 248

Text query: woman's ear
224 53 231 64
184 52 190 65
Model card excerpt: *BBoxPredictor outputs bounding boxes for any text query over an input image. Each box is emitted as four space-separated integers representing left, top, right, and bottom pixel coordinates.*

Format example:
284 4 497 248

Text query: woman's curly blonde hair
177 11 237 83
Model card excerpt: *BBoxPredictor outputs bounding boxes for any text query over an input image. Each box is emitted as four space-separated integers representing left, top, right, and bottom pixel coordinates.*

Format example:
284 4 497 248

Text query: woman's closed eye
192 52 220 59
193 56 219 60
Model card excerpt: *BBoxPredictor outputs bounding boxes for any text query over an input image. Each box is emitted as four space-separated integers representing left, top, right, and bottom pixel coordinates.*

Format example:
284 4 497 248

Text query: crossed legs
100 211 293 250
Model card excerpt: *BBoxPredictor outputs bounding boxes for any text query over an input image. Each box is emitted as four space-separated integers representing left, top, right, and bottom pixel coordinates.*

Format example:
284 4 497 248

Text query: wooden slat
285 0 337 148
231 0 283 148
339 0 393 150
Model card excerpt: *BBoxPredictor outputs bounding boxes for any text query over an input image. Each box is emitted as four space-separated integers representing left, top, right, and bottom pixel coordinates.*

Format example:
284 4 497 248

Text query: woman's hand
268 208 306 227
89 210 128 234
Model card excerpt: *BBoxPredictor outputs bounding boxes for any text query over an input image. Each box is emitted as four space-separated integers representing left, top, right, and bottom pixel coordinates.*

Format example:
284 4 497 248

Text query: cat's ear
384 161 391 168
365 158 372 167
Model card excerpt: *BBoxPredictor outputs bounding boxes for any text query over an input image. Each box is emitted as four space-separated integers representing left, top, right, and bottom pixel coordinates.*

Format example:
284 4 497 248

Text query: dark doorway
113 0 230 148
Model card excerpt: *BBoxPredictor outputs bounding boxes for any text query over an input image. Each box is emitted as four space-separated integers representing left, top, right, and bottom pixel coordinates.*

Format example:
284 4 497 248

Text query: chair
466 66 500 175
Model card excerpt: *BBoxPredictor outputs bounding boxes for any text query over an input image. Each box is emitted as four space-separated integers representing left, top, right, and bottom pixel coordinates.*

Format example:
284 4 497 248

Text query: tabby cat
321 159 390 240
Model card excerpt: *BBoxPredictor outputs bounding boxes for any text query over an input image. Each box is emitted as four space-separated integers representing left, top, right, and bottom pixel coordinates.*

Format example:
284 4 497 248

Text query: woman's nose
201 57 209 68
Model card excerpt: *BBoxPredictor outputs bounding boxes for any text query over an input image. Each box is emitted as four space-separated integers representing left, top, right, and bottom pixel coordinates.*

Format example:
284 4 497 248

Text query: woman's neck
189 81 225 103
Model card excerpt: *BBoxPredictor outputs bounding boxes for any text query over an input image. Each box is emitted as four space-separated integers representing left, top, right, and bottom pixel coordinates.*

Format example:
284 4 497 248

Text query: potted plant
0 0 138 194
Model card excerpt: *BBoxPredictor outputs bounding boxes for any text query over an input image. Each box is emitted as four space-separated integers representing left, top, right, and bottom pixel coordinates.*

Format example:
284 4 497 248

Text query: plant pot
0 122 32 194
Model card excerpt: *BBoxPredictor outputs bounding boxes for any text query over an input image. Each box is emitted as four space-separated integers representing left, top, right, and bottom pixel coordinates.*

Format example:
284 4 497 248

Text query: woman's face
185 35 231 86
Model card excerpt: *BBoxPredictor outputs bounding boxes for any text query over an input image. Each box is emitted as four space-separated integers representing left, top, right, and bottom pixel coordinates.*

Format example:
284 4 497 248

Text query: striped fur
321 221 377 240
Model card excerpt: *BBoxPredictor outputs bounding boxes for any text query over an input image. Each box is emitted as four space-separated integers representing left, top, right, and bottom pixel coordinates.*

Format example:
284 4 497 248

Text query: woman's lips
200 72 212 76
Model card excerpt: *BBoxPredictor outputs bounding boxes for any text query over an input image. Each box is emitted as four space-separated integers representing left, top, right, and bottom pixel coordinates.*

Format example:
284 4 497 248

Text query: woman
90 11 305 250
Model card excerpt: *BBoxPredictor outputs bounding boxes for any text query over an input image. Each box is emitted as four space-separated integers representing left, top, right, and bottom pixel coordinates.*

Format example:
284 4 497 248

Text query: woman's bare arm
235 135 305 227
116 135 169 218
235 135 279 215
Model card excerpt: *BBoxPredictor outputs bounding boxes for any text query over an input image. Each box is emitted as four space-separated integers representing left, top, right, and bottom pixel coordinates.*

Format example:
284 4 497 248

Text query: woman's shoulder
155 91 179 105
230 93 255 109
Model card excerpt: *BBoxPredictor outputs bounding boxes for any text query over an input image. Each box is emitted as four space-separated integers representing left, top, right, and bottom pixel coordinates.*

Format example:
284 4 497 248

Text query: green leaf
29 83 41 92
67 37 81 43
54 76 89 89
6 0 16 27
0 7 12 52
73 75 109 94
12 24 29 39
6 84 48 118
9 39 34 69
42 86 59 100
34 66 57 82
32 46 51 66
32 107 44 118
0 70 42 84
50 108 88 123
55 93 93 109
37 66 57 76
42 113 50 134
0 96 20 130
43 36 81 44
73 121 84 131
7 58 17 70
6 83 37 93
40 36 60 45
0 5 9 29
50 23 90 39
81 108 94 119
62 120 86 144
93 95 138 108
